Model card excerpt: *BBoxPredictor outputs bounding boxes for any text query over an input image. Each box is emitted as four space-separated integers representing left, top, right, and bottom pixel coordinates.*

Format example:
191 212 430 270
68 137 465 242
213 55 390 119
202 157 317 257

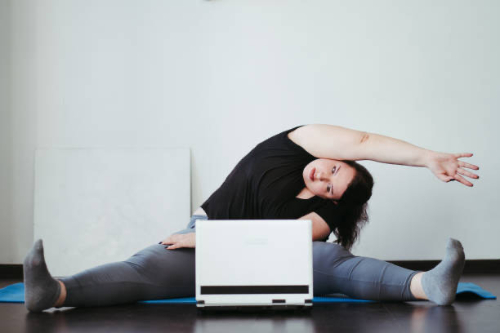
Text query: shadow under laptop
194 308 315 333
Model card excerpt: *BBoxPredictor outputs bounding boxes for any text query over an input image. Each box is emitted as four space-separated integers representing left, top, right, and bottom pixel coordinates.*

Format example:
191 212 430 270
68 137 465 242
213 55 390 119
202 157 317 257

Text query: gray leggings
60 215 418 307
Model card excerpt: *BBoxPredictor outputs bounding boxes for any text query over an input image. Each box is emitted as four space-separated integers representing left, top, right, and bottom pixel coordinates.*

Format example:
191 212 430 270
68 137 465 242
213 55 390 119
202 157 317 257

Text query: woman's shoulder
251 125 307 152
244 125 316 166
286 125 307 145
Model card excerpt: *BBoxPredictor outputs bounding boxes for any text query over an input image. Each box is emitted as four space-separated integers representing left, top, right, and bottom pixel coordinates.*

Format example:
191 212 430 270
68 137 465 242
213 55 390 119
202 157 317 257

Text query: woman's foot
421 238 466 305
23 239 62 312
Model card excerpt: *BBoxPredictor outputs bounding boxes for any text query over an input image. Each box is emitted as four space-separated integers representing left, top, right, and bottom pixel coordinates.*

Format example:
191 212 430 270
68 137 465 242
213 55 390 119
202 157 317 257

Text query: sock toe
447 238 463 250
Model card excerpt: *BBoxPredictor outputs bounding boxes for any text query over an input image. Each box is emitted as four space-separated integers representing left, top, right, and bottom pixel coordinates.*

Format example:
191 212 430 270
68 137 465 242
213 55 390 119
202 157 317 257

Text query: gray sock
23 239 61 312
421 238 465 306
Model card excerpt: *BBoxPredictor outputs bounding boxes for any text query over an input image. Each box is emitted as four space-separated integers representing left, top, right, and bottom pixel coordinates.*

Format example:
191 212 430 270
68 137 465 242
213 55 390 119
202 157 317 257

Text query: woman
24 124 479 312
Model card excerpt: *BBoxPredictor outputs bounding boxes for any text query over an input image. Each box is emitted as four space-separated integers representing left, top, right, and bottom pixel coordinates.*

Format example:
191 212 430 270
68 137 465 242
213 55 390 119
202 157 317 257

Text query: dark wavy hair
332 160 374 250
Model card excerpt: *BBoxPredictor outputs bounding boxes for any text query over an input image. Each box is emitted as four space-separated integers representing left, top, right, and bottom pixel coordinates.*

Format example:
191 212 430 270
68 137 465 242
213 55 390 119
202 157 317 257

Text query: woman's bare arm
289 124 429 165
289 124 480 186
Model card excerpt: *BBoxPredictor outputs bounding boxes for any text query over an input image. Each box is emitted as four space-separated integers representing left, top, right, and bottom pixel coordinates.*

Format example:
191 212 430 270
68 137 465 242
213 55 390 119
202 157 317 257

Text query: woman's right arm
290 124 480 187
291 124 433 166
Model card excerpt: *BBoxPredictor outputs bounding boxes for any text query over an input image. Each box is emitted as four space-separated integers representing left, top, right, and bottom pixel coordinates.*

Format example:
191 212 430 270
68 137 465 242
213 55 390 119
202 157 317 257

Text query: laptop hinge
305 299 313 304
272 299 286 304
197 300 205 305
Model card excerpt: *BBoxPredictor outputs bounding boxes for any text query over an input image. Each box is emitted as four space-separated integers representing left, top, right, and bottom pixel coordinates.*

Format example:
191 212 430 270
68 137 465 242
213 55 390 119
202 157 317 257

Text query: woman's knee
125 244 195 282
312 241 355 267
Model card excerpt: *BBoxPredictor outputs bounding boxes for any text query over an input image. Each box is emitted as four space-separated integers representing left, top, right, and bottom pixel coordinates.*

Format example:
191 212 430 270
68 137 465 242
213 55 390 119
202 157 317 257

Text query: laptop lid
195 219 313 308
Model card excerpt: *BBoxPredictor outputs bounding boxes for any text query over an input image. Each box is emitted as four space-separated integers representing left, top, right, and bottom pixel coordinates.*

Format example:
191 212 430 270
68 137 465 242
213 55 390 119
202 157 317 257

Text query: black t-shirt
201 125 340 234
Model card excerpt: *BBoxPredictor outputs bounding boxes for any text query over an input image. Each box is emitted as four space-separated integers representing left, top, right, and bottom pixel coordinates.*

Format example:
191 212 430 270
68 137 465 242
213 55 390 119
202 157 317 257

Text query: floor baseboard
0 265 23 279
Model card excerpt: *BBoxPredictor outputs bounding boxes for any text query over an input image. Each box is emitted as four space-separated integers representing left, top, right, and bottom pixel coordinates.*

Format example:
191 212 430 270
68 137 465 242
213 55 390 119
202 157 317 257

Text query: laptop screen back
195 219 313 307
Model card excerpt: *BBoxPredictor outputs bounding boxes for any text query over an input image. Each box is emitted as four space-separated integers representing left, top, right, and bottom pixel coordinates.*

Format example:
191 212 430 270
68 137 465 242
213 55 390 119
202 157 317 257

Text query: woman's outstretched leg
23 239 196 312
60 242 196 308
312 238 465 305
23 216 205 312
312 241 418 301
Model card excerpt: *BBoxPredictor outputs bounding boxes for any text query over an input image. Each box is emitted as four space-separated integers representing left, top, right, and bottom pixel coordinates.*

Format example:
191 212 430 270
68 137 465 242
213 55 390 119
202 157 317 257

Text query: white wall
3 0 499 263
0 0 13 262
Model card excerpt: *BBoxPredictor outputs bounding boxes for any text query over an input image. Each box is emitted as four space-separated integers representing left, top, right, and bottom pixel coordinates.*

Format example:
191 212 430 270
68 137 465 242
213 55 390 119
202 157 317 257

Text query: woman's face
303 159 357 202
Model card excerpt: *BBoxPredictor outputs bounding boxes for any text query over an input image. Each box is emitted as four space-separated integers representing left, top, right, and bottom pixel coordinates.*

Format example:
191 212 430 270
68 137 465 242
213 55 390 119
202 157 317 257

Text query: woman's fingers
452 174 474 187
455 152 473 158
429 152 479 187
455 153 480 170
164 239 180 250
458 160 479 171
161 234 193 250
160 235 178 246
457 167 480 180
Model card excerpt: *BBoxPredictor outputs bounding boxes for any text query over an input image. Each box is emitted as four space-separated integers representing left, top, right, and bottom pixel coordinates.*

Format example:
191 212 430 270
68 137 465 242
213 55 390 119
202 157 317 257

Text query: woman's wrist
420 150 437 168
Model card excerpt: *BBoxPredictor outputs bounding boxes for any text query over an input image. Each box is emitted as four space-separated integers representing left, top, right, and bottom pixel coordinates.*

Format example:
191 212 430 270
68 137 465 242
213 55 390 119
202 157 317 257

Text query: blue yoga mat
0 282 496 304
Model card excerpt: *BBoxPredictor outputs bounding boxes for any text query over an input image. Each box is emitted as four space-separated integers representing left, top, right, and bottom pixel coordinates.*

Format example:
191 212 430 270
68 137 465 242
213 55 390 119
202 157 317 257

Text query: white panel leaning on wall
34 148 191 277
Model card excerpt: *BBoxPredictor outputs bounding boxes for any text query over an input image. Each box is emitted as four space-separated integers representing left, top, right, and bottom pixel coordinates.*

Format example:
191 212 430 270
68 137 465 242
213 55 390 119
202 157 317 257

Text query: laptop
195 219 313 310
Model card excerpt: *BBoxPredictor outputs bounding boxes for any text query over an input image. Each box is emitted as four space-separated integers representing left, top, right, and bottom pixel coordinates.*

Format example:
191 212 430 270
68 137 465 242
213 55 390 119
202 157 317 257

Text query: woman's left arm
290 124 480 187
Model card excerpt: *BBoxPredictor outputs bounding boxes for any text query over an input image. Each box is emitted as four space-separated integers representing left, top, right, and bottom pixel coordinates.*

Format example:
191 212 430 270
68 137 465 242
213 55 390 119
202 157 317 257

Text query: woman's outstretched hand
160 233 195 250
425 152 480 187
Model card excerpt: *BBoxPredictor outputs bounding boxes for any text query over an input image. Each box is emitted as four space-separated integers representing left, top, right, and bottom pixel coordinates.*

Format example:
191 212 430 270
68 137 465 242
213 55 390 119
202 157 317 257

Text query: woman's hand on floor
160 233 195 250
425 151 480 187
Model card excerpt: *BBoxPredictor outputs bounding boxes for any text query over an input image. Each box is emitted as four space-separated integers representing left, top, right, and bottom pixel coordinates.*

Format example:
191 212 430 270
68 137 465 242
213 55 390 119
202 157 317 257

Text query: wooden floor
1 273 498 333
